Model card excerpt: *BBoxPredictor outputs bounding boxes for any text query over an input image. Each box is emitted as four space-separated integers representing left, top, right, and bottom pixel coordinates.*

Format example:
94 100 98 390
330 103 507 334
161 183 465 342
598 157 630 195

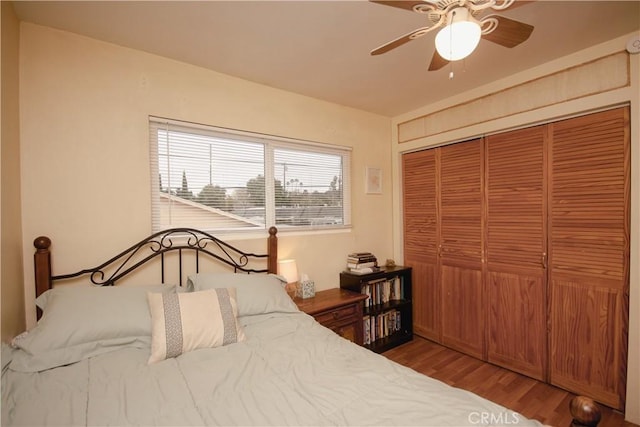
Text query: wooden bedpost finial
267 227 278 274
34 236 53 318
34 236 51 251
570 396 601 427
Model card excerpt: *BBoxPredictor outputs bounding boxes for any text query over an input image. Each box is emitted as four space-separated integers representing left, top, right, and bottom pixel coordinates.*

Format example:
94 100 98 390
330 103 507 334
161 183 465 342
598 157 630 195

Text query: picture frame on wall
365 167 382 194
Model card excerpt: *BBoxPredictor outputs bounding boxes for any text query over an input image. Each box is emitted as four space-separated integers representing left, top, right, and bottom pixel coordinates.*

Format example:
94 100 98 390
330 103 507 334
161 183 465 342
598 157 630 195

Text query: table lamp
277 259 299 293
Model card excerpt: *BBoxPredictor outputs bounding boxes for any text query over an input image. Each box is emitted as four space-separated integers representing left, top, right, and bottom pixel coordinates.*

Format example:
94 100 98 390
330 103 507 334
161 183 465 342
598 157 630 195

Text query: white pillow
186 273 299 316
147 288 246 364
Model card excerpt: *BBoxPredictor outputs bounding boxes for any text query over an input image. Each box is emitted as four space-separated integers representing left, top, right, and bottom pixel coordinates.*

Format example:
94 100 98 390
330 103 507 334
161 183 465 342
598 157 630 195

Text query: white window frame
149 116 351 234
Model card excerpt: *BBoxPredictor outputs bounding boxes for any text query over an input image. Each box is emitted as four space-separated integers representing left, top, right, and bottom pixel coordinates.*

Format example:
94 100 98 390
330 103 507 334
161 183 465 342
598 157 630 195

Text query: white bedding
2 311 541 426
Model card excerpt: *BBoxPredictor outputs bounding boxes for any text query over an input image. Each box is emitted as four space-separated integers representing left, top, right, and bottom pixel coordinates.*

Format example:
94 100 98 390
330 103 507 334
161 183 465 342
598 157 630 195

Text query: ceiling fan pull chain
448 9 456 83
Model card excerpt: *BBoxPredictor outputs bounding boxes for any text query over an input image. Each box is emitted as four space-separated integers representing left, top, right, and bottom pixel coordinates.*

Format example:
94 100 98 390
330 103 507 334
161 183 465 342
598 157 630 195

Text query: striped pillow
147 288 246 364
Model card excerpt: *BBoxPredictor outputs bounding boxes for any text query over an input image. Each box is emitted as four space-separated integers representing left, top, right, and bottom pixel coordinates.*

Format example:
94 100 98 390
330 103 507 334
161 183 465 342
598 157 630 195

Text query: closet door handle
541 252 547 269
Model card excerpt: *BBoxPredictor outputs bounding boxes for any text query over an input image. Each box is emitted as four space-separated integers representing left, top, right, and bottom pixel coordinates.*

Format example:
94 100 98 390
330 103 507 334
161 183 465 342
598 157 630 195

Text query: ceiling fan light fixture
435 7 481 62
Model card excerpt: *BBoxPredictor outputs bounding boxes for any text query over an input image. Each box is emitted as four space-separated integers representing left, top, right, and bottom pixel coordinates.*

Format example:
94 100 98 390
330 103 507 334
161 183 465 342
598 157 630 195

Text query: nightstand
294 288 368 346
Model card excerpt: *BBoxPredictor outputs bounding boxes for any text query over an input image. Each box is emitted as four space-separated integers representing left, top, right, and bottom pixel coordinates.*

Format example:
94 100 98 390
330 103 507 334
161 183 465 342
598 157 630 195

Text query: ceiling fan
370 0 534 71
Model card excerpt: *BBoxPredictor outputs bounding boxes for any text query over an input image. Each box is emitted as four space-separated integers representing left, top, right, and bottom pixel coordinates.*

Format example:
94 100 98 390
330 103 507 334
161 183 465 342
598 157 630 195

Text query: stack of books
361 277 404 308
346 252 380 275
363 310 401 345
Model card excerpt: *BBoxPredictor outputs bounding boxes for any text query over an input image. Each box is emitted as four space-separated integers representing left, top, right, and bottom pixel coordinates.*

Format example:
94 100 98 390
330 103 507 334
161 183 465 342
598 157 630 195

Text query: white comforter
2 312 541 426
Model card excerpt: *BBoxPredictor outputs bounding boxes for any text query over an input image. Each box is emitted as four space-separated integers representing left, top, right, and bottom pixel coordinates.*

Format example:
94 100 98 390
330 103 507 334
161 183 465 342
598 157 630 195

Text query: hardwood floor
383 337 636 427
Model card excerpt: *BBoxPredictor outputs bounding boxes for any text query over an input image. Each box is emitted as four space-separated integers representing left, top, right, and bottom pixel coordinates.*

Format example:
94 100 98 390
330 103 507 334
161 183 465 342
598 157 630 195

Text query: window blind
149 117 351 233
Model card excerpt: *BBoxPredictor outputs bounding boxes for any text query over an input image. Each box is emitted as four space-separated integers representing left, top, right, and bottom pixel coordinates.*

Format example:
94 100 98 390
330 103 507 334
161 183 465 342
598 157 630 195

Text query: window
149 117 351 233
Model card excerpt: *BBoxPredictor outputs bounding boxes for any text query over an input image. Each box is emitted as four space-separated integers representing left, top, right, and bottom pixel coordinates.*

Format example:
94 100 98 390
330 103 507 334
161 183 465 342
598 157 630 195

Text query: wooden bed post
33 236 52 319
268 226 278 274
569 396 601 427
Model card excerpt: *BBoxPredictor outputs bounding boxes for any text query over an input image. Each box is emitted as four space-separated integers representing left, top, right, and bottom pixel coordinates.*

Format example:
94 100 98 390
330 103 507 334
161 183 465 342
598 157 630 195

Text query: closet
402 106 629 410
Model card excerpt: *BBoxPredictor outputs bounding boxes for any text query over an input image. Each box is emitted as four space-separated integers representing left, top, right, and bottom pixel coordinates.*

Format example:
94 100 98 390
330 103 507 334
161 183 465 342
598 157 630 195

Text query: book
346 261 376 269
391 277 402 300
363 315 371 345
346 252 377 264
348 252 374 257
346 266 381 275
347 256 377 264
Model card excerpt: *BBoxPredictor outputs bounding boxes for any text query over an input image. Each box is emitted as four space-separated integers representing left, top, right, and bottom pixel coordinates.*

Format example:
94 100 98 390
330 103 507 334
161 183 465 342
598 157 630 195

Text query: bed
2 227 599 426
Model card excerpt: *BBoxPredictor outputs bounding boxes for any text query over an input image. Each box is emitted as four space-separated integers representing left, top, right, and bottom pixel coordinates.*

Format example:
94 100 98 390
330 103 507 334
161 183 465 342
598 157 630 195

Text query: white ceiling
12 0 640 117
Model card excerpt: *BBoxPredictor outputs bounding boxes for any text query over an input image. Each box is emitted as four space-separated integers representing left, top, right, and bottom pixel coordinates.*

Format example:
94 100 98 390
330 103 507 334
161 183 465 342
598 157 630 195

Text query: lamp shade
277 259 299 284
435 7 481 62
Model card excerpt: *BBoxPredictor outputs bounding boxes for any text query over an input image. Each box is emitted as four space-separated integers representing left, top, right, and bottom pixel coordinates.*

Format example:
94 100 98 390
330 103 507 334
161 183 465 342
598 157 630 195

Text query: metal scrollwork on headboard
34 227 278 301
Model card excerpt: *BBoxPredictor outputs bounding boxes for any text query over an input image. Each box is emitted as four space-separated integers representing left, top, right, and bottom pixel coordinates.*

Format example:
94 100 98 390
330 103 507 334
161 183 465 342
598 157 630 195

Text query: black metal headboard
34 227 278 307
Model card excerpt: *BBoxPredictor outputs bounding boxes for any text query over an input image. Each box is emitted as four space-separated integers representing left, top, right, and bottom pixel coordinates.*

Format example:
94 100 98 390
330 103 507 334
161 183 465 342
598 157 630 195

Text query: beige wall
1 1 25 341
390 33 640 424
18 23 393 328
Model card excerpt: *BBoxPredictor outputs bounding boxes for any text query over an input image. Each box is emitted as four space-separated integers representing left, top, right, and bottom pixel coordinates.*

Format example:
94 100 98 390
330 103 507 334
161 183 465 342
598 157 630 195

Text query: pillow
11 284 176 372
147 288 246 364
34 283 177 311
186 273 299 316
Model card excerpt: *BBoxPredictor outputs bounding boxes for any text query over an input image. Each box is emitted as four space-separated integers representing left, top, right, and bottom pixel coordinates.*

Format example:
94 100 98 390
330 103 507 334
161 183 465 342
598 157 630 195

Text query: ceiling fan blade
428 50 449 71
482 15 534 48
369 1 431 13
371 27 431 55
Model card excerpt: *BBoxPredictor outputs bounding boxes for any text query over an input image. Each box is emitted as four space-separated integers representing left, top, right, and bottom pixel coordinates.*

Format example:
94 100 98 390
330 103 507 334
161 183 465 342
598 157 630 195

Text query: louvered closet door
403 149 440 341
439 139 484 359
549 107 629 410
485 126 547 380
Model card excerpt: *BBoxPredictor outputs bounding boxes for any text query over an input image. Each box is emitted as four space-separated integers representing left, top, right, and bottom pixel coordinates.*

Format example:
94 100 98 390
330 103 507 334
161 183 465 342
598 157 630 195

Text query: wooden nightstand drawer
294 288 368 345
314 304 358 325
328 323 357 343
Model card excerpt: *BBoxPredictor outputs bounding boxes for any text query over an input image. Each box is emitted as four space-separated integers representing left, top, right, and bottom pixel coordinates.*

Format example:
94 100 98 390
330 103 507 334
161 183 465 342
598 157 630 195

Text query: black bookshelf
340 266 413 353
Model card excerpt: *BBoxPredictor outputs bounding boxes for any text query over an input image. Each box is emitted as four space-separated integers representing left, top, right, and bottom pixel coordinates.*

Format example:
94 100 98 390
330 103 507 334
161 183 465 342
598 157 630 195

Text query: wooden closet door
485 126 547 380
439 139 484 359
402 149 440 341
548 107 629 410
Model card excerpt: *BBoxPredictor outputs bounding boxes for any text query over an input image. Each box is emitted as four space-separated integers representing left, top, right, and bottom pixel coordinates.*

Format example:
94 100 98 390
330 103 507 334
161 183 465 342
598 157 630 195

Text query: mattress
2 309 540 426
